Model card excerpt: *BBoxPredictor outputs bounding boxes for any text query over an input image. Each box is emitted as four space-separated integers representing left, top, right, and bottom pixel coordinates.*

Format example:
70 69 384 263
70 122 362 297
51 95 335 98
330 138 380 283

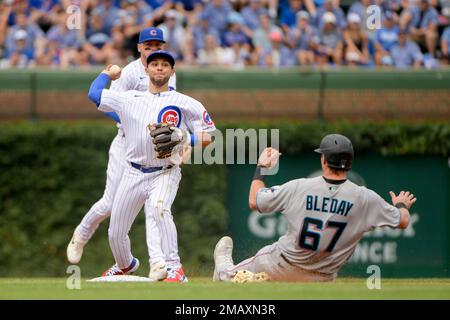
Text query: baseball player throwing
213 134 417 282
87 50 215 279
67 28 185 281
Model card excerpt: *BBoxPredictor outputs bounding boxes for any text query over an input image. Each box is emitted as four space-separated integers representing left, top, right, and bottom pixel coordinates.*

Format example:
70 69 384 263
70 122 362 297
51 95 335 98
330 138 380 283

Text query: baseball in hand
110 64 121 73
106 64 122 80
258 147 281 168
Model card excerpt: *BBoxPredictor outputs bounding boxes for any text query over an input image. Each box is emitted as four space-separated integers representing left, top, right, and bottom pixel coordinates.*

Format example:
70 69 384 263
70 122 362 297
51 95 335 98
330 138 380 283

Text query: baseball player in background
67 27 183 282
213 134 417 282
87 50 215 280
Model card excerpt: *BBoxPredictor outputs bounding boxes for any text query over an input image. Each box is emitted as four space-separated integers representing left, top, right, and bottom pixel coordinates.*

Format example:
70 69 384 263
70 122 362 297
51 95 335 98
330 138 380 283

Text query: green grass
0 278 449 300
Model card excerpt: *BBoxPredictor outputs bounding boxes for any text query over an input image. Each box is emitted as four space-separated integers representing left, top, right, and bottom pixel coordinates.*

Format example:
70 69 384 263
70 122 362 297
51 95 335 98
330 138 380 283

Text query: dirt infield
0 89 449 121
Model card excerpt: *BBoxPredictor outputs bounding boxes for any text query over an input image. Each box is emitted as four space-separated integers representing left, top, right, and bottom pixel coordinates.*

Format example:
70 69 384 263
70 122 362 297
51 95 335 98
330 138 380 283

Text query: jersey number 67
299 217 347 252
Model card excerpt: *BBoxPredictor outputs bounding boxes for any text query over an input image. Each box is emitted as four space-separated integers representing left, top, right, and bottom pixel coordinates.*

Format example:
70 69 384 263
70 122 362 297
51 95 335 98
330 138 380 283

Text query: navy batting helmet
314 134 354 170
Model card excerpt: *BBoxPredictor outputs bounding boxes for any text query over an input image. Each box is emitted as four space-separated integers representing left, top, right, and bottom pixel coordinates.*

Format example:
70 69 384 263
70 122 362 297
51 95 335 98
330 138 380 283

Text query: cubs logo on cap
158 106 182 127
203 111 214 127
139 27 165 44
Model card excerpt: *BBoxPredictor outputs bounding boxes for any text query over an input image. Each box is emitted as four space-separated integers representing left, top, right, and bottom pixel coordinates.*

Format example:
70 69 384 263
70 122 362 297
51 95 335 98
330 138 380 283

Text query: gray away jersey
256 176 401 276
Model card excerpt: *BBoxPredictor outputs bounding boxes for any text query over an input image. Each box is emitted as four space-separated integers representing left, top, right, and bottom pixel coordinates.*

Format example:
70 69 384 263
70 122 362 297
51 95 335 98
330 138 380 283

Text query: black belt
130 162 171 173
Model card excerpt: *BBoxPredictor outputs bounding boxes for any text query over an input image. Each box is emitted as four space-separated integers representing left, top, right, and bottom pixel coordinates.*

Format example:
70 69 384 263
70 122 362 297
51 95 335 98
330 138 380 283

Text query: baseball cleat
213 236 234 282
102 257 140 277
163 267 188 283
148 260 168 281
67 228 87 264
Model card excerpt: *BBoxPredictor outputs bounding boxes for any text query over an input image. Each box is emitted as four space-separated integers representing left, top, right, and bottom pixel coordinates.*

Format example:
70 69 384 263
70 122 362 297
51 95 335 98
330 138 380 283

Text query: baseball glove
148 123 189 159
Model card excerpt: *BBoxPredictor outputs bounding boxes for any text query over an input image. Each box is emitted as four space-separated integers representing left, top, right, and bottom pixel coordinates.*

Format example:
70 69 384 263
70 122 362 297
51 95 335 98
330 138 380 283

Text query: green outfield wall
0 69 449 121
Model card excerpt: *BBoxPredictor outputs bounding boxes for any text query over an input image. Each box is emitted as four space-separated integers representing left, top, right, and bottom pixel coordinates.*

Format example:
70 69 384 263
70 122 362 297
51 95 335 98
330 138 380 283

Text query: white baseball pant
108 165 182 269
76 129 178 266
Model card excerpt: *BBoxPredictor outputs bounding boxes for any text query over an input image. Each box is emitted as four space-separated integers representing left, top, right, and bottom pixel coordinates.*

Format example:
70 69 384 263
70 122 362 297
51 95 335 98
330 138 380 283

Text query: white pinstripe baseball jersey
98 89 216 167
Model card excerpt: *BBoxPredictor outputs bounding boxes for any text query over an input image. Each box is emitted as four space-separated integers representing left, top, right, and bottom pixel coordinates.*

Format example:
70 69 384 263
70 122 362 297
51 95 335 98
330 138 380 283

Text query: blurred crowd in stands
0 0 450 69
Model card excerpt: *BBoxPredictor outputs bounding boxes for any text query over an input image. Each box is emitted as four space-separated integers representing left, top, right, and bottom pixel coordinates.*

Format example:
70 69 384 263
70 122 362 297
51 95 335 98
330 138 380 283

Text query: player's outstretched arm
249 148 281 211
389 190 417 229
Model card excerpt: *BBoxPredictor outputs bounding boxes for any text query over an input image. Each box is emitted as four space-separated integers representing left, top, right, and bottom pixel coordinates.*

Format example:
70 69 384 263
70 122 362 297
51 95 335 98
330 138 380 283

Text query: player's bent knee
145 204 172 219
94 197 114 217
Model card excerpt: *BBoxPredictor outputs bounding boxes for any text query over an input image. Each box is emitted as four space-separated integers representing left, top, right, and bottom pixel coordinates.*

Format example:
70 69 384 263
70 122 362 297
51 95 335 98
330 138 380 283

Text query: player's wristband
253 166 265 181
190 134 198 146
395 202 407 209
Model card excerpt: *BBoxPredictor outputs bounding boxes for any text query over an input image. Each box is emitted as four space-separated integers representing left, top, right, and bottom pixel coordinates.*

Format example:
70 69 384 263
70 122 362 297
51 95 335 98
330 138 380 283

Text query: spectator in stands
224 12 252 47
390 28 424 68
97 0 121 33
42 12 81 68
227 32 253 69
173 0 204 13
379 0 403 14
146 0 174 23
260 29 296 67
225 10 253 63
348 0 381 40
197 33 233 66
191 13 221 52
201 0 233 37
241 0 269 31
4 29 35 68
314 0 346 30
119 0 154 42
374 11 400 66
0 2 13 57
1 0 448 70
348 0 371 22
6 0 30 27
343 13 369 66
440 22 450 64
121 0 154 25
4 12 46 63
157 9 187 60
280 0 305 32
287 10 316 65
72 46 93 69
310 12 343 66
101 21 131 66
29 0 60 33
280 0 317 29
147 0 172 10
401 0 438 57
252 13 284 63
83 9 111 64
36 38 61 67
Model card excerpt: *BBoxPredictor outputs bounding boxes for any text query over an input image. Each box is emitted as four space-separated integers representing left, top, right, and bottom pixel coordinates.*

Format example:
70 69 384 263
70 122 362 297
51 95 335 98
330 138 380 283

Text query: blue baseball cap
139 27 165 44
146 50 175 67
385 11 395 20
